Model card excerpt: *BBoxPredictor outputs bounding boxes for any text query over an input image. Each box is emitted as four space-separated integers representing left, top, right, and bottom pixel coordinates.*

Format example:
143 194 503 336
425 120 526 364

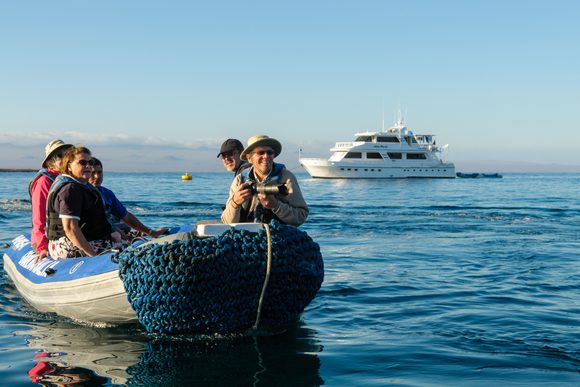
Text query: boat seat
137 232 195 247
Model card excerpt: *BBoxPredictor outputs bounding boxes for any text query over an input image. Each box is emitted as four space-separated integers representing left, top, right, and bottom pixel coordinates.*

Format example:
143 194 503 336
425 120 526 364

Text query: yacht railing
334 142 354 148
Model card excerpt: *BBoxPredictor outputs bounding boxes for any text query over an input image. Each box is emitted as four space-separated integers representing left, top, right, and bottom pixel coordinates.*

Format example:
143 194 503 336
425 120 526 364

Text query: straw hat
42 139 72 168
240 135 282 160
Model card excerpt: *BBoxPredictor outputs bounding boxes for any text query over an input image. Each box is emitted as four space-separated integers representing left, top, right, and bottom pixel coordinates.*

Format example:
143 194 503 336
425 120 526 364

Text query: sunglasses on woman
77 159 95 166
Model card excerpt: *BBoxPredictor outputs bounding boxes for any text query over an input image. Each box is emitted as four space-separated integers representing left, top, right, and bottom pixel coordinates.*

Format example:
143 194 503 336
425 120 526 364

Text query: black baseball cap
217 139 244 158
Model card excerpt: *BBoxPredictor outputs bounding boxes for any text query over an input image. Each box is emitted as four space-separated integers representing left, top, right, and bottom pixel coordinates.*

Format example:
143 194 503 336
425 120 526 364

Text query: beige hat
42 139 72 168
240 135 282 160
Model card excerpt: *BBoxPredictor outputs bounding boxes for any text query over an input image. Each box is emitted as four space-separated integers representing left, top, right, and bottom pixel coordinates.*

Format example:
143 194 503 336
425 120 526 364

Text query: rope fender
114 221 324 334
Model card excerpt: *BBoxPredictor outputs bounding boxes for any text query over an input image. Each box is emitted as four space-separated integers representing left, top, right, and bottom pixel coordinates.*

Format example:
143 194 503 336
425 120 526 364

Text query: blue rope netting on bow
113 221 324 334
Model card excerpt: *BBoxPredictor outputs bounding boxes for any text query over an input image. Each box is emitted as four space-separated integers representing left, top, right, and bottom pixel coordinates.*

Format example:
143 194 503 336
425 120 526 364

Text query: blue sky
1 0 579 172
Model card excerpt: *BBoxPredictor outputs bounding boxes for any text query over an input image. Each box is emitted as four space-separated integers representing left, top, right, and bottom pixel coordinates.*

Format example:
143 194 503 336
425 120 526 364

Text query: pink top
30 168 59 253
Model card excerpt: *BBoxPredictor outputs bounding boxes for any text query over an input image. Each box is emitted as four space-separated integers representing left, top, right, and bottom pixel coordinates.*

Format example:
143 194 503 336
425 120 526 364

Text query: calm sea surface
1 171 579 386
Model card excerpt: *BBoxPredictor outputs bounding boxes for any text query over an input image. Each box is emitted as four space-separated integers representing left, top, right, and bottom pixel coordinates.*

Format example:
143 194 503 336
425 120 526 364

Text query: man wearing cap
217 138 248 176
221 135 308 226
28 139 73 259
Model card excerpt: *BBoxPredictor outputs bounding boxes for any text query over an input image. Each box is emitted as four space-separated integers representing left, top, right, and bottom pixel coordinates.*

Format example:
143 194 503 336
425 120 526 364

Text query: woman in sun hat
28 139 73 260
221 134 308 226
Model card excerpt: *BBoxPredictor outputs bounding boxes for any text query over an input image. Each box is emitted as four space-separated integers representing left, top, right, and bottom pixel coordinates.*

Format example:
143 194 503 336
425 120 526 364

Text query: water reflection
125 324 324 386
28 352 110 386
19 323 145 385
20 321 324 386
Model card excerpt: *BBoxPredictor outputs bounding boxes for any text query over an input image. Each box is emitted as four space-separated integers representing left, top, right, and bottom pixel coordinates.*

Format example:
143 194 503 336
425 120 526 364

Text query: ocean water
0 171 579 386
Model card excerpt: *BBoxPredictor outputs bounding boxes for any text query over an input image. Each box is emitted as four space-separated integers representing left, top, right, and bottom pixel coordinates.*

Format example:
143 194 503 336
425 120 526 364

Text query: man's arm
268 171 309 226
221 176 250 224
122 212 167 238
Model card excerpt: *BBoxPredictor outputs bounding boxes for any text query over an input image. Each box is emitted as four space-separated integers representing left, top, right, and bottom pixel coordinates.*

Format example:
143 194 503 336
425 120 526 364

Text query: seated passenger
47 146 116 259
221 135 308 226
89 158 167 239
29 139 72 259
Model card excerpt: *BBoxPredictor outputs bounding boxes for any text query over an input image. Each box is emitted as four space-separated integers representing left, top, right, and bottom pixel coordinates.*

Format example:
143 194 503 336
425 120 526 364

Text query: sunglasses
220 152 237 159
253 150 275 156
77 159 95 166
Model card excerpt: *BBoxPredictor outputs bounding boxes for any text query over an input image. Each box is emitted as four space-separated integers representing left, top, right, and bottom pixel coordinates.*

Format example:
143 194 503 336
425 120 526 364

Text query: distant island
0 168 36 172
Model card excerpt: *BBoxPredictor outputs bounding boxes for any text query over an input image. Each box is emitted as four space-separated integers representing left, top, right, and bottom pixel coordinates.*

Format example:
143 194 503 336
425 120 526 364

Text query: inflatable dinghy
3 222 324 334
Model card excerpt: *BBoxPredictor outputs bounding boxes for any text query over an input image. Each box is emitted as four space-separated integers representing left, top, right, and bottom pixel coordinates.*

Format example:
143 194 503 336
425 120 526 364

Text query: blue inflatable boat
3 233 137 324
3 222 324 333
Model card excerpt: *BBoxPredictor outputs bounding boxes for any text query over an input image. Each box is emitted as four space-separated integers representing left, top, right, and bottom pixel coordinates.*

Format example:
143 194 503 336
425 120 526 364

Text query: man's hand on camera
233 182 253 208
257 193 278 209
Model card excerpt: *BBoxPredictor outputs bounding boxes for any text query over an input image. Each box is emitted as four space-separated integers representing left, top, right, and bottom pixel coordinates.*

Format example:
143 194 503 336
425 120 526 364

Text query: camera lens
255 185 279 195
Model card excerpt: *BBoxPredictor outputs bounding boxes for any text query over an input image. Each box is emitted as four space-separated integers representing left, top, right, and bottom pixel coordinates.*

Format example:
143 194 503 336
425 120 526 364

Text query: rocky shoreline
0 168 36 172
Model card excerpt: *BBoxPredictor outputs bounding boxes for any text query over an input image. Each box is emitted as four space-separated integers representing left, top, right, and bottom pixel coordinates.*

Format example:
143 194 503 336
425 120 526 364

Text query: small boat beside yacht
456 172 502 178
299 113 455 179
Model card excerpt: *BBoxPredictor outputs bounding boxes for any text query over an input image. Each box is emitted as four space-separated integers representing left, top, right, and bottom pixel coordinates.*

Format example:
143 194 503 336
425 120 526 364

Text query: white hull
300 158 455 179
3 253 137 324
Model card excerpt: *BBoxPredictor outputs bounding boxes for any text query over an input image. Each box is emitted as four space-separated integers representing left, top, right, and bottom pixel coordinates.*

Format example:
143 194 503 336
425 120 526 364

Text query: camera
245 180 288 196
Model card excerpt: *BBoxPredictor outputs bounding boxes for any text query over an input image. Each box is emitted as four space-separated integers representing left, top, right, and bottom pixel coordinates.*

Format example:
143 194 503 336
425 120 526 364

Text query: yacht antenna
397 98 401 125
395 108 403 126
381 99 385 131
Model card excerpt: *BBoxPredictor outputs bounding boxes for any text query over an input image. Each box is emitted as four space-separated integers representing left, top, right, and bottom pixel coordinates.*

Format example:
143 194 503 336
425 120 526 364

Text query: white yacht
299 115 455 179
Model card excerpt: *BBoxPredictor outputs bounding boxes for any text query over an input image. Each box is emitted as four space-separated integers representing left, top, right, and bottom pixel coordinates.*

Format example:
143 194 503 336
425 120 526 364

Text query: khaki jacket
221 167 308 226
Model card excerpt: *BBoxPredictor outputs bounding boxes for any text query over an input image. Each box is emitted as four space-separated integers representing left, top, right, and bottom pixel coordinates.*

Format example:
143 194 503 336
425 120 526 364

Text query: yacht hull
300 158 455 179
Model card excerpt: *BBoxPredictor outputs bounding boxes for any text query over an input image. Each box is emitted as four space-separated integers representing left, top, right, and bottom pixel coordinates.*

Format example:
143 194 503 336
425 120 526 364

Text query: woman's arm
62 218 98 256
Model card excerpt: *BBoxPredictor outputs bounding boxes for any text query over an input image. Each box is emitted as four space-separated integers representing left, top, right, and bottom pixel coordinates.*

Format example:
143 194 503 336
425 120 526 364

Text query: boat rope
253 223 271 330
113 221 324 334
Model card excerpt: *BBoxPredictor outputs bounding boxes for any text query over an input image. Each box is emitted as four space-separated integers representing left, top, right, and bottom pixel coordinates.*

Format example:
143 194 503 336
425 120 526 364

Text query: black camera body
245 180 288 196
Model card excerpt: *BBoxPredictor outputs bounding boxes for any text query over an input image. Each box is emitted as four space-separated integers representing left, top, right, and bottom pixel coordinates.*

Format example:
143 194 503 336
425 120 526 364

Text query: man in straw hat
221 135 308 226
28 139 73 259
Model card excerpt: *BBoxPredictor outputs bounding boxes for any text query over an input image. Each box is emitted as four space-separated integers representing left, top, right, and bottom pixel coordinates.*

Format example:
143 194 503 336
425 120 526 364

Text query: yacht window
407 153 427 160
344 152 362 159
355 136 372 142
387 152 402 159
376 136 400 143
366 152 383 159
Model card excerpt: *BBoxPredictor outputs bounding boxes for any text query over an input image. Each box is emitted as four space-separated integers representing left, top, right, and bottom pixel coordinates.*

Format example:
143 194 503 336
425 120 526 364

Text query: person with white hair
221 135 308 226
